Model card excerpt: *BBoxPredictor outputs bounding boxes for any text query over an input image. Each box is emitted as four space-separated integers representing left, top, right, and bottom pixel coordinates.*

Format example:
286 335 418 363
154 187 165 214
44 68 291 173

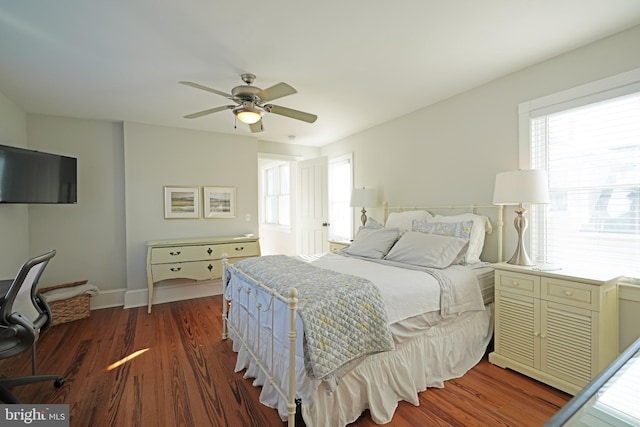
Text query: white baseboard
123 280 223 310
89 288 125 310
88 280 222 311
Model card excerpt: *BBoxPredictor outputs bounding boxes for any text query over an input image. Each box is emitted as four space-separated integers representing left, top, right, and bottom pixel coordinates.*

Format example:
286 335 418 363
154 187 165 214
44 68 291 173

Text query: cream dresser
146 236 260 313
489 262 620 395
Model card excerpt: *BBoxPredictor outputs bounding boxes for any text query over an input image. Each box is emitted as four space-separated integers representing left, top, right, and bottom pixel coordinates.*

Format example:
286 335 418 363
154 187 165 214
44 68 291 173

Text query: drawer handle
511 281 520 286
170 267 182 272
207 248 213 255
207 264 213 271
235 247 244 251
169 251 181 256
564 290 573 296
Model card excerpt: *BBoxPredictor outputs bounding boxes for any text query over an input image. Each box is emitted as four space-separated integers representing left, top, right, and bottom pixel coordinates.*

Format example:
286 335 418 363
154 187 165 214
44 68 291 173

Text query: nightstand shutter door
496 292 538 367
541 301 594 387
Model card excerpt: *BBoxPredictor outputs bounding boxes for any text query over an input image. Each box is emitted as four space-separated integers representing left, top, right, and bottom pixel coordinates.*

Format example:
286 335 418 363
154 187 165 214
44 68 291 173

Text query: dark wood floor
0 295 570 426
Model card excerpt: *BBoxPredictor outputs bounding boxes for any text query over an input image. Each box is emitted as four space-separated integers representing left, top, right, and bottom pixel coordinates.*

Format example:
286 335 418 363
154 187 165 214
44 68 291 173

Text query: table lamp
493 169 550 266
350 187 378 227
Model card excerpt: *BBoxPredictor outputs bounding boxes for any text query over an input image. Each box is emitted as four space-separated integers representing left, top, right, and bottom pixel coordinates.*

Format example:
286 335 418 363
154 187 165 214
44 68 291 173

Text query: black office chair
0 250 65 403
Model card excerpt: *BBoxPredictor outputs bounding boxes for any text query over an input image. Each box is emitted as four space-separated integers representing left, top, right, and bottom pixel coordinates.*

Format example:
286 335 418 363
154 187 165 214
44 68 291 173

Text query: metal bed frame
222 203 504 427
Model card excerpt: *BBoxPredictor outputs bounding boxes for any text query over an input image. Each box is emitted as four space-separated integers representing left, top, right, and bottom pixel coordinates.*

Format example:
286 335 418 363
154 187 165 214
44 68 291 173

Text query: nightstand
328 240 350 253
489 262 621 395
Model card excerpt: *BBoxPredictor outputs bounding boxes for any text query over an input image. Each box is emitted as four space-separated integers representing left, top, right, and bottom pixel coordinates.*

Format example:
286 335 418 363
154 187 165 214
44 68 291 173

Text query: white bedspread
226 253 493 425
310 253 485 324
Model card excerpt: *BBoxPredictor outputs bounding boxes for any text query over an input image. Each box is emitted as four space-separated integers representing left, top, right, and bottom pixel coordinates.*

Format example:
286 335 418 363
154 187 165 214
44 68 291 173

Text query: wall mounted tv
0 144 77 204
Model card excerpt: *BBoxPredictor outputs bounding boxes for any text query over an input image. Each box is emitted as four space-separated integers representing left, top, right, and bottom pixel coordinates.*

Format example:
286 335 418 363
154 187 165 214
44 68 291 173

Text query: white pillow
355 217 384 235
384 231 468 269
412 220 473 264
385 210 433 234
343 227 400 259
430 214 492 264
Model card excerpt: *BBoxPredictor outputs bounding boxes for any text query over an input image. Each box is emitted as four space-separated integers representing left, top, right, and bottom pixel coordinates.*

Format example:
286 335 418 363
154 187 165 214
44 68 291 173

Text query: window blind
530 91 640 278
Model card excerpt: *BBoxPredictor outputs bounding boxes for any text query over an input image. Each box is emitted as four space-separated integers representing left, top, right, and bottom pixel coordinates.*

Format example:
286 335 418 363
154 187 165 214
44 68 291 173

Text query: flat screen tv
0 144 77 204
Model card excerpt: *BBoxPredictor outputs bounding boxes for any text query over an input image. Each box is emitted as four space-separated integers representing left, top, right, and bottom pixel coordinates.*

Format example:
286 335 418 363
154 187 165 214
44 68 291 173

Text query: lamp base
506 247 535 266
360 208 368 227
507 206 535 266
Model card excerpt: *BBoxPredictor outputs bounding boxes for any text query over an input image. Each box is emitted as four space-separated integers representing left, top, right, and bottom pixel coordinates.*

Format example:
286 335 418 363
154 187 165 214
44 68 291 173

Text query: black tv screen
0 144 77 204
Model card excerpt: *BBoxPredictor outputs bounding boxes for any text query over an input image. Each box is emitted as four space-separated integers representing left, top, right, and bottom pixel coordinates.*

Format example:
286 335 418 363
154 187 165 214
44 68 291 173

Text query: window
264 162 290 226
521 70 640 278
328 154 353 241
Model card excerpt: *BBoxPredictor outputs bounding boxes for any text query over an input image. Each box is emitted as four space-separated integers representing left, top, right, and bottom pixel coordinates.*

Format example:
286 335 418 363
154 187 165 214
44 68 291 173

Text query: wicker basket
40 280 91 326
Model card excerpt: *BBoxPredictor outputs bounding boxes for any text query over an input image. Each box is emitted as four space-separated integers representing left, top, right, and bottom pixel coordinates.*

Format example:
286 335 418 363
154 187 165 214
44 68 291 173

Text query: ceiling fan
180 73 317 133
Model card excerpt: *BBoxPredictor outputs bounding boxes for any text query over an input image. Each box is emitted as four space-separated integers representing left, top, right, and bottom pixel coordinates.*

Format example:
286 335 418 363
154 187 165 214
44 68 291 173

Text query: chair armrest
0 324 19 339
35 294 53 330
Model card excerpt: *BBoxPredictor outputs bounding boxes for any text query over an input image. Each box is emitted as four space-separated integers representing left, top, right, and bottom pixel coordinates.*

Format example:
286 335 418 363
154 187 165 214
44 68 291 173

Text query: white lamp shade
350 188 377 208
493 169 550 205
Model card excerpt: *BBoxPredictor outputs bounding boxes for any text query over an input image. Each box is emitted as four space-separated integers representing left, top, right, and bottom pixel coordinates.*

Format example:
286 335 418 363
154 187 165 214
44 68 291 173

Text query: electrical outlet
245 214 250 222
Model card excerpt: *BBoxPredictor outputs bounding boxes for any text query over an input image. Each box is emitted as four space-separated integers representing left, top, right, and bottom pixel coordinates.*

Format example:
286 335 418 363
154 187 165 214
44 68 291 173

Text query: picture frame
164 186 200 219
203 186 236 219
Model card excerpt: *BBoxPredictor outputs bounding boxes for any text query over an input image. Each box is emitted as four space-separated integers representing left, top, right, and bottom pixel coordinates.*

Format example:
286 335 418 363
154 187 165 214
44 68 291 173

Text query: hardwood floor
0 296 570 426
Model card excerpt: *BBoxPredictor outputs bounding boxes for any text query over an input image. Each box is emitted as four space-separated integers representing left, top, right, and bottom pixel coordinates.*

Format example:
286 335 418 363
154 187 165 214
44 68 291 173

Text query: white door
297 157 328 255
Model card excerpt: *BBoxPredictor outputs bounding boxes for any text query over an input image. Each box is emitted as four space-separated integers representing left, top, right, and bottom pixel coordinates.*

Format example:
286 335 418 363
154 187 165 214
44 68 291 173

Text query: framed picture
164 186 200 219
203 186 236 218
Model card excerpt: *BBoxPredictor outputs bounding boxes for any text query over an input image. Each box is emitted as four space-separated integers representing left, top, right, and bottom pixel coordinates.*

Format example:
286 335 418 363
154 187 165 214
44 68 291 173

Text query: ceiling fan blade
179 81 232 98
265 104 317 123
258 82 297 102
249 120 264 133
184 105 234 119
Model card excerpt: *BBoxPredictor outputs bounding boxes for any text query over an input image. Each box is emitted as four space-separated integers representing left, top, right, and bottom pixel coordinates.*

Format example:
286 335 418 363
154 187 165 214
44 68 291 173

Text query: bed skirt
229 303 494 426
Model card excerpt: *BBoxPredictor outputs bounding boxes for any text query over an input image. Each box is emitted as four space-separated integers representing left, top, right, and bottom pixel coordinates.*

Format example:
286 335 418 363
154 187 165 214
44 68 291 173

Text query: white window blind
529 91 640 277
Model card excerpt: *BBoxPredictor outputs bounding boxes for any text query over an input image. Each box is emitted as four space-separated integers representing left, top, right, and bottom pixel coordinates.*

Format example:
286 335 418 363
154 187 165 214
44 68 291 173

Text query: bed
222 204 504 427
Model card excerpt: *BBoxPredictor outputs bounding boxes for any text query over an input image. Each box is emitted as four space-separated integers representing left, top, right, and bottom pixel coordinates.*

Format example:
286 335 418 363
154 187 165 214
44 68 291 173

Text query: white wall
321 24 640 262
320 25 640 346
3 114 265 309
0 92 29 277
26 115 127 300
122 122 259 307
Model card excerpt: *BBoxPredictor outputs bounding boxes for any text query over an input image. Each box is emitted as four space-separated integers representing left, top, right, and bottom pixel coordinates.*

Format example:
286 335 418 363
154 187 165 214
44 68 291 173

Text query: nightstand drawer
542 278 596 310
496 270 540 297
329 241 350 252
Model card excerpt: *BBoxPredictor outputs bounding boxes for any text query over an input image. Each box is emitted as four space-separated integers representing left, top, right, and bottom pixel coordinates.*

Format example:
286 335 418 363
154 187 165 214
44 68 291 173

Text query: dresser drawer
151 260 222 282
541 277 597 310
151 245 217 264
212 241 260 259
496 270 540 297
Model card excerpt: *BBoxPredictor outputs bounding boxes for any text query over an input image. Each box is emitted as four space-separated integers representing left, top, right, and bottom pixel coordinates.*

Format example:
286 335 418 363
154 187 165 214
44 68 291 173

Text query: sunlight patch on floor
107 348 150 371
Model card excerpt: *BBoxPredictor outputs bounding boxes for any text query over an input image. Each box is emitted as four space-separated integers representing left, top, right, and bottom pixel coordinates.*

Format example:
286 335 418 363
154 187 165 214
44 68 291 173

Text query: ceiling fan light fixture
233 104 262 124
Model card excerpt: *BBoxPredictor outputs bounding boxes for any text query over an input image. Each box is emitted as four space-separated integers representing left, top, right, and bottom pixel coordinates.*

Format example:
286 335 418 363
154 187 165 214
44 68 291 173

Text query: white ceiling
1 1 639 147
